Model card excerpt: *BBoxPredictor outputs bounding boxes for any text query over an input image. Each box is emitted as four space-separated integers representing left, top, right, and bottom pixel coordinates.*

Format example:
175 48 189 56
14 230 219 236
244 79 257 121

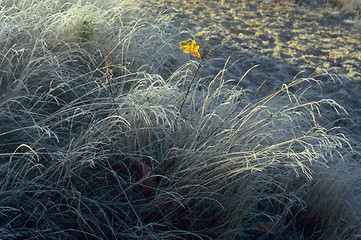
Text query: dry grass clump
292 163 360 240
296 0 361 18
0 0 360 239
322 0 361 18
141 70 360 239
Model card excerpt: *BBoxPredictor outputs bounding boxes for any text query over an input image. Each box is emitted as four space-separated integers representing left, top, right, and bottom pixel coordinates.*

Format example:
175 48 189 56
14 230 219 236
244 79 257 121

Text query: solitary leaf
179 39 201 58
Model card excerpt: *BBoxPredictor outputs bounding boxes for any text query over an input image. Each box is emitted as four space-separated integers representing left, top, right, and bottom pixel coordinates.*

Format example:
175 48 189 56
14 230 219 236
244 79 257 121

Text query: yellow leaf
179 39 201 58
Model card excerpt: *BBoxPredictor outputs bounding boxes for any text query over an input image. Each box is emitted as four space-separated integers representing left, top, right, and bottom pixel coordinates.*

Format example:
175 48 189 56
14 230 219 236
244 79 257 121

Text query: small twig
208 34 240 56
179 58 204 113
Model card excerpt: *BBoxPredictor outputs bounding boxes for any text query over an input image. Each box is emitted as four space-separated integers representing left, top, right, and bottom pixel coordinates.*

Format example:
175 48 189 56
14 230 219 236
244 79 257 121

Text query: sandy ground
144 0 361 78
141 0 361 228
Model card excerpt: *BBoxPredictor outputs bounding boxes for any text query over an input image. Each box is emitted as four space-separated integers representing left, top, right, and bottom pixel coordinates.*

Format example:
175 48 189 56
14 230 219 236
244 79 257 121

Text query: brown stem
179 58 204 113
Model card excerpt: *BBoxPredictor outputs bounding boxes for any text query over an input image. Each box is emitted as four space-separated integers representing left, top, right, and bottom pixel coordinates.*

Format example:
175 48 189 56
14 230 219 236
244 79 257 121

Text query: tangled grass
0 0 360 239
321 0 361 18
294 0 361 18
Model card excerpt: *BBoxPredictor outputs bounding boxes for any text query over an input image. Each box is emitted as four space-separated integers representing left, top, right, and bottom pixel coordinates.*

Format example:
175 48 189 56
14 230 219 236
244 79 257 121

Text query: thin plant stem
179 58 204 113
